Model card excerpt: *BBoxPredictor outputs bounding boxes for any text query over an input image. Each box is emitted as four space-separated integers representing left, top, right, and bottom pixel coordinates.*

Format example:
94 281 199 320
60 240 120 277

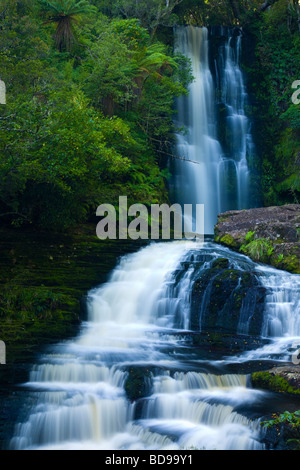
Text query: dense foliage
247 0 300 206
0 0 298 232
0 0 191 231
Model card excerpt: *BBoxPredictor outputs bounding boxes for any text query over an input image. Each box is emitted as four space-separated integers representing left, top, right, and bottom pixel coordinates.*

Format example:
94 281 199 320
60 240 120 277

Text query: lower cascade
9 240 300 450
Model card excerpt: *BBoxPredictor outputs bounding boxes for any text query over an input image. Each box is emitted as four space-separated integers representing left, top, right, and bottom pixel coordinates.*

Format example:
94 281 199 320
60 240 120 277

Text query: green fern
37 0 97 51
240 237 274 263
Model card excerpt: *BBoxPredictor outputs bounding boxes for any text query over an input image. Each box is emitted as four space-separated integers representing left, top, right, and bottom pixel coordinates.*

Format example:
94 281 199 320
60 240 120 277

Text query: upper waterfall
172 26 255 234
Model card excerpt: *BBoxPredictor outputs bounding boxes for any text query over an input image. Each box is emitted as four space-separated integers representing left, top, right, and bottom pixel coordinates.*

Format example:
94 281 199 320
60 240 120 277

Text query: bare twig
0 212 29 219
155 148 201 165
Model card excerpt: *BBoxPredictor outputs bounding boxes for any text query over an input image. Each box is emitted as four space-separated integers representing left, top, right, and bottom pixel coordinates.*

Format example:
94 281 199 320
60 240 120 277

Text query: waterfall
8 27 300 452
258 266 300 338
172 26 254 234
10 241 270 451
9 242 300 451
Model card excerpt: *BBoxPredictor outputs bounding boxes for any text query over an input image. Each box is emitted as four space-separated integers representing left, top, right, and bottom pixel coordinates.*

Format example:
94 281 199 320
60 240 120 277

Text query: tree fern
37 0 97 51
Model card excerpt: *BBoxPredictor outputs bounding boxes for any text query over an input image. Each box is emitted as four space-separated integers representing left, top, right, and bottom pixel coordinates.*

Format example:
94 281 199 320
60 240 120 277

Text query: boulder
252 366 300 394
191 257 266 336
214 204 300 273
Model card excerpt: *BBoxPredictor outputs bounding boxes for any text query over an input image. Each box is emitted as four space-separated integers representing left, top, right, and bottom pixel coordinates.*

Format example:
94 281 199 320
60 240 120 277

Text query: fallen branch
155 148 202 165
0 211 29 220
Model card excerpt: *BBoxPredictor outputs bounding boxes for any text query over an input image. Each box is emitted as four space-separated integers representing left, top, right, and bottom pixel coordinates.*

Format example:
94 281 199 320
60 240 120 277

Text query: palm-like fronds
38 0 95 17
137 43 178 78
38 0 96 51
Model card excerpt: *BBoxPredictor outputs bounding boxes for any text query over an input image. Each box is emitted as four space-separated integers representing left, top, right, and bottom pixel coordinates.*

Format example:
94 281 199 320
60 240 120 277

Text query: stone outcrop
252 366 300 395
268 366 300 391
191 257 266 336
214 204 300 274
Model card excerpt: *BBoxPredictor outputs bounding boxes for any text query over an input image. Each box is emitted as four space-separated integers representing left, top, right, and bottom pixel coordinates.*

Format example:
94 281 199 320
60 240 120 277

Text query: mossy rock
0 227 145 364
211 257 230 270
214 205 300 274
191 262 265 335
124 366 153 402
252 369 300 396
215 234 240 249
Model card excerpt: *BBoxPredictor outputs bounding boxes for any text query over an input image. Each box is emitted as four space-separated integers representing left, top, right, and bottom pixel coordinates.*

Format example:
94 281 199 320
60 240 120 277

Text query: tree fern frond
37 0 97 51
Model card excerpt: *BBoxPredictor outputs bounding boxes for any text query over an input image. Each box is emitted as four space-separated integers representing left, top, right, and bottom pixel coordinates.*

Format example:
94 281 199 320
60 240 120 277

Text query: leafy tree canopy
0 0 192 230
37 0 97 51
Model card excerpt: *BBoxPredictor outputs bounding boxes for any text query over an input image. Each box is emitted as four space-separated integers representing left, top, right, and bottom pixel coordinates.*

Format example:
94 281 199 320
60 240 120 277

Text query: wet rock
252 367 300 395
191 258 266 336
214 204 300 273
123 366 153 402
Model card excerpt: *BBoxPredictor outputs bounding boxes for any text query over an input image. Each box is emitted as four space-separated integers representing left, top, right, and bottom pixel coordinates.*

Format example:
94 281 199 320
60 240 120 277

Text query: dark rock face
190 257 266 336
214 204 300 273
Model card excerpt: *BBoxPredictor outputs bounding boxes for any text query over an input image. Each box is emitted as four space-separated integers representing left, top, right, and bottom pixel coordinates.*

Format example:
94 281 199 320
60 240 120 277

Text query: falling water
10 241 271 451
172 26 254 234
8 27 300 451
9 238 300 451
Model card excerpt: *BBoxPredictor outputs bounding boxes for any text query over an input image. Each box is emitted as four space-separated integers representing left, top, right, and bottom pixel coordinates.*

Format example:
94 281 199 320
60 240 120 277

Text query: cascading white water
10 240 300 451
10 241 270 451
259 266 300 338
173 26 221 235
9 26 300 452
234 264 300 365
217 31 252 211
173 26 253 234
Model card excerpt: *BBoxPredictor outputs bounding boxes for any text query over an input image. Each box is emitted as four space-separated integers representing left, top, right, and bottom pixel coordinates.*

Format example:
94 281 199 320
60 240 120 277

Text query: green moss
282 254 300 274
240 237 274 263
211 257 230 270
217 269 240 283
269 251 300 274
252 371 300 396
0 227 145 362
240 272 252 288
217 216 229 223
219 234 240 249
124 367 153 401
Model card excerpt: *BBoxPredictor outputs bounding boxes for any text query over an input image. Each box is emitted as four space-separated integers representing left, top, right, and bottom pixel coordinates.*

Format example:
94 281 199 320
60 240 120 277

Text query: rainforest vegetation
0 2 299 449
0 0 299 233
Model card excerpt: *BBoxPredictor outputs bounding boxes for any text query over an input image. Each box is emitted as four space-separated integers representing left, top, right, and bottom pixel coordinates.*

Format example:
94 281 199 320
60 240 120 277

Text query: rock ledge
214 204 300 274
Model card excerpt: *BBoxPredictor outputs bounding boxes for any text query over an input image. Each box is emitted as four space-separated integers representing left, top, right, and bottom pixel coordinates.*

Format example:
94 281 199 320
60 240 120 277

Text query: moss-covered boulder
214 204 300 274
191 257 266 335
252 367 300 396
252 367 300 450
124 366 153 402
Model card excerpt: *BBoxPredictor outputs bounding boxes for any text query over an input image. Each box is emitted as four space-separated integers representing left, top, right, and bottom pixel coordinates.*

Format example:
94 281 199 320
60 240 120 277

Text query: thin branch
0 52 36 61
0 114 16 120
0 3 9 20
0 212 29 219
155 148 202 165
0 127 36 134
77 43 98 59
